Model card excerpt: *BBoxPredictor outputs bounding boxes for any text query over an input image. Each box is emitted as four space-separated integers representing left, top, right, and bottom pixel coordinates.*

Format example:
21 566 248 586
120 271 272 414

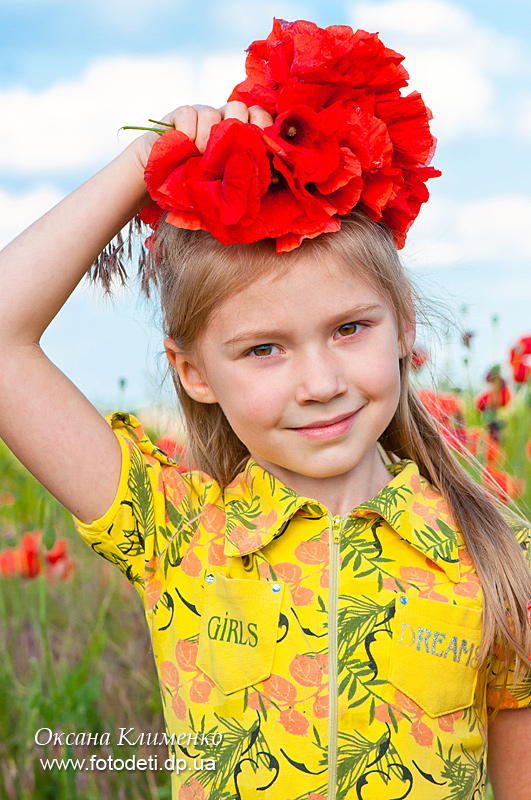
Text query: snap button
400 596 408 605
205 573 215 584
271 583 281 593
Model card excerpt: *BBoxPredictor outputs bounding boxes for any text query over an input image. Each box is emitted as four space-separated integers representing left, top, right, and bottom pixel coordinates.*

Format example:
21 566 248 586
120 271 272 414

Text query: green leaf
338 674 350 695
313 724 321 749
388 705 399 734
348 693 367 709
129 447 155 544
42 525 56 551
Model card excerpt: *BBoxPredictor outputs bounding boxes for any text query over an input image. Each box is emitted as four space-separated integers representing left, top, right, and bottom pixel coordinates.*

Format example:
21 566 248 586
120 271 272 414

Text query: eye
335 322 364 338
248 344 280 358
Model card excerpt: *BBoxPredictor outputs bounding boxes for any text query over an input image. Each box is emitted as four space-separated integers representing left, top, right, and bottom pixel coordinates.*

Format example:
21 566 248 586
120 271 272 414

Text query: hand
133 101 274 170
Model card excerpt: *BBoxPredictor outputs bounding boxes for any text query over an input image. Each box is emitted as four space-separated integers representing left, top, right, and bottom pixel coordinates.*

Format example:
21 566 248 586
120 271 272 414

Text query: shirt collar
223 458 461 583
353 460 461 583
223 460 326 557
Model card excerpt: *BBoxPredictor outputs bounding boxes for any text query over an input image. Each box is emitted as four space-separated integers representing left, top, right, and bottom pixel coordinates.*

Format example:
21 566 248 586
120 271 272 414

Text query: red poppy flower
411 345 428 370
475 384 511 412
481 466 524 503
143 121 272 245
230 21 409 111
265 103 342 185
417 389 466 453
0 531 74 580
155 435 178 458
418 389 462 425
483 434 504 466
141 19 440 252
509 335 531 384
155 436 189 472
464 426 482 457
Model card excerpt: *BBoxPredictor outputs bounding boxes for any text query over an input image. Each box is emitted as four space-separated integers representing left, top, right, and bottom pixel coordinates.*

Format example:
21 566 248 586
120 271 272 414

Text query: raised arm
0 102 271 524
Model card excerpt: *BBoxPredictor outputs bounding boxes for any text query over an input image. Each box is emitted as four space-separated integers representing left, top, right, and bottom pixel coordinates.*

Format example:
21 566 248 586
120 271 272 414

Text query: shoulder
83 412 222 531
109 411 217 488
74 412 224 594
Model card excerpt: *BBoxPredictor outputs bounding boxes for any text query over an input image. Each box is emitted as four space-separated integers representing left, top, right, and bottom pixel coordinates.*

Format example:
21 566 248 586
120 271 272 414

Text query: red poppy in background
462 331 474 348
155 436 190 473
417 389 466 453
411 345 429 370
417 389 462 425
464 427 483 458
475 383 511 412
481 466 524 503
509 335 531 384
0 531 74 580
483 434 504 466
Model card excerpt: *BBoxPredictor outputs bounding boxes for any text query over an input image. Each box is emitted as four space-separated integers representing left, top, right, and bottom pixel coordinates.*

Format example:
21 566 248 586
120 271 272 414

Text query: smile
288 410 361 441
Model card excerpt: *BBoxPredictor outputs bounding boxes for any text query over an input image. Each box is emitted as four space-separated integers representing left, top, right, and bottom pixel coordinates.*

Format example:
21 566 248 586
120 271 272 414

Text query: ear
398 316 417 359
164 337 218 404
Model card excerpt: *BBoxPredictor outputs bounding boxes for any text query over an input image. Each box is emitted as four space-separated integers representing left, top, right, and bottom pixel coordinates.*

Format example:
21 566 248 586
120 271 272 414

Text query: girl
1 19 531 800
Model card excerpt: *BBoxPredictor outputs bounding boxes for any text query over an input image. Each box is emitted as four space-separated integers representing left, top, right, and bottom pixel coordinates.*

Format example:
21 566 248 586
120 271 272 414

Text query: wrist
111 137 154 211
125 131 159 181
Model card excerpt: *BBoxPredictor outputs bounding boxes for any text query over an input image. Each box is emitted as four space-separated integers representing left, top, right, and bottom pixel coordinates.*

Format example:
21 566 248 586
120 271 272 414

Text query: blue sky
1 0 531 413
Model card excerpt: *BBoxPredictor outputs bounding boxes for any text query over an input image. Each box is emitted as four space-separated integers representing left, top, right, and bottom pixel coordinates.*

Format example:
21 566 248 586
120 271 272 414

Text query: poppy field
2 338 531 799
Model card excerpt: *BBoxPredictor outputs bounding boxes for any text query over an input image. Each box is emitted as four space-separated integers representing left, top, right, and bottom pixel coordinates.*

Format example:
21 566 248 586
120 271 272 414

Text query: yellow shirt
75 413 531 800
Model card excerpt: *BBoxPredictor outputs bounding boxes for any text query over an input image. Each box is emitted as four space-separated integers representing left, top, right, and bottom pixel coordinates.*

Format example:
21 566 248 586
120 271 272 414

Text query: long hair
152 208 531 693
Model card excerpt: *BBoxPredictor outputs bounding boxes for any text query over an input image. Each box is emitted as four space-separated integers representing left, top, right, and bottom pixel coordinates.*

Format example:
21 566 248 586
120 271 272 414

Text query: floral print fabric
74 413 531 800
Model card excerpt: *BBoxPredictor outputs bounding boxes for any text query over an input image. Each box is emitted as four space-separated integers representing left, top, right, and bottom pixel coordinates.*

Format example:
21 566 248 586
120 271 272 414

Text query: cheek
212 366 285 427
357 350 401 399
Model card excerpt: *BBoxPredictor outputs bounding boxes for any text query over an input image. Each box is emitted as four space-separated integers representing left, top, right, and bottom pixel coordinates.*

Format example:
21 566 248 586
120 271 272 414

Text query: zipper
327 513 343 800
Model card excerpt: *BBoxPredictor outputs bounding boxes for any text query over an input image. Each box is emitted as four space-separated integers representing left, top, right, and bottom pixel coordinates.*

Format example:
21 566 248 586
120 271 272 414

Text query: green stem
37 566 60 718
120 125 167 136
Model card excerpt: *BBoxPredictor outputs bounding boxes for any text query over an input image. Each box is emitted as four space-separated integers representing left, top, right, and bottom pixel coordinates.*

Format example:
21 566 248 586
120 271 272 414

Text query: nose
294 349 348 404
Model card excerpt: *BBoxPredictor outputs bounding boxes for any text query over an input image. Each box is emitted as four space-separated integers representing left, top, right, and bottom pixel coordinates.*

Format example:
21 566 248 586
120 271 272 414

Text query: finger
248 105 274 129
218 101 250 122
193 105 223 153
162 105 198 142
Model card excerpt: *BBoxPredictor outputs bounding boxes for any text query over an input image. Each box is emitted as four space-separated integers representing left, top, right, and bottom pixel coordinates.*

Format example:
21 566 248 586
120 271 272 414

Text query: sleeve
73 412 198 605
485 526 531 710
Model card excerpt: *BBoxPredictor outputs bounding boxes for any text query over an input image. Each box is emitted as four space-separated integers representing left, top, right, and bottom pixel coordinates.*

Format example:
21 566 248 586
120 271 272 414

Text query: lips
291 411 357 430
288 409 361 441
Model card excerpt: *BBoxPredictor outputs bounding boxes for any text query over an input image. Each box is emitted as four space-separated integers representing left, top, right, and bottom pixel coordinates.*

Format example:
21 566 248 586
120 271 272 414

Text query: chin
280 458 361 481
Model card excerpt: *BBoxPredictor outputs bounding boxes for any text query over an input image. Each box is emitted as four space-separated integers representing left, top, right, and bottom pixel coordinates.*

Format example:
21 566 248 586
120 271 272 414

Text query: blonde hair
152 209 531 696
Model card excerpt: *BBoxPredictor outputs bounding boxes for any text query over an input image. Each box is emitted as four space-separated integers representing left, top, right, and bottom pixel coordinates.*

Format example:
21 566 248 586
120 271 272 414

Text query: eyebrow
221 303 383 347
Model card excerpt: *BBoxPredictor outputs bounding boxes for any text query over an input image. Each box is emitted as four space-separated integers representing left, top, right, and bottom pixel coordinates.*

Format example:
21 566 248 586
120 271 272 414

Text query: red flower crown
140 19 441 253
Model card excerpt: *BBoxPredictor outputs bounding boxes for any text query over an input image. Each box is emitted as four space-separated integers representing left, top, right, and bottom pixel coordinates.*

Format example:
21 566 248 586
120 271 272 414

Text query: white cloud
0 186 131 298
354 0 475 37
0 52 243 176
0 185 64 249
403 193 531 268
349 0 525 139
517 94 531 139
213 1 311 39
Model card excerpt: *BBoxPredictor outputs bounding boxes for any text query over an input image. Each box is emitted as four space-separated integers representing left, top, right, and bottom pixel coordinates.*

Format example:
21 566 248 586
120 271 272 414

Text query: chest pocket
388 595 483 718
196 572 284 695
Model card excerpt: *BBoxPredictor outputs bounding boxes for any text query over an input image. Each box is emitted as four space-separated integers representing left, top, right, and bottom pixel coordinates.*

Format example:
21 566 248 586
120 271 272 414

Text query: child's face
168 255 415 499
